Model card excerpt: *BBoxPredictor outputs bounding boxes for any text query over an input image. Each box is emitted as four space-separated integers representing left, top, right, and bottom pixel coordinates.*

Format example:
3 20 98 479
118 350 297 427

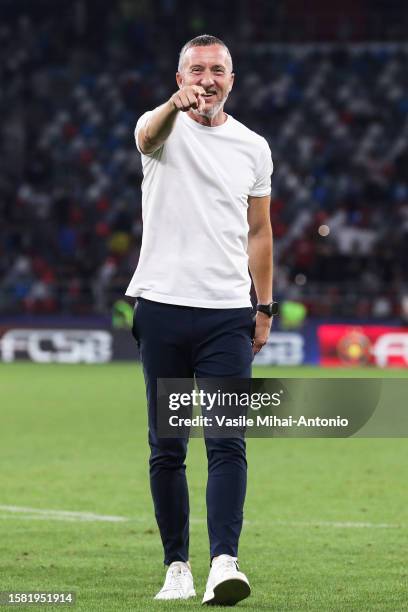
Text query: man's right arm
138 85 206 155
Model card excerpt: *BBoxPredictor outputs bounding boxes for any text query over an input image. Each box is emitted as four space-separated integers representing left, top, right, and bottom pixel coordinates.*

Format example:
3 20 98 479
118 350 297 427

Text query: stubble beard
192 92 229 119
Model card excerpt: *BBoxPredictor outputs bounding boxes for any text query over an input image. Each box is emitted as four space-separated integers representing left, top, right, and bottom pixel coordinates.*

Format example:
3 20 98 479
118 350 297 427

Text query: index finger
197 94 205 112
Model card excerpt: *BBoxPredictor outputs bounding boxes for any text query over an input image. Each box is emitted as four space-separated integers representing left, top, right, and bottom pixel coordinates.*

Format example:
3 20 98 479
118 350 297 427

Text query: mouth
203 91 217 99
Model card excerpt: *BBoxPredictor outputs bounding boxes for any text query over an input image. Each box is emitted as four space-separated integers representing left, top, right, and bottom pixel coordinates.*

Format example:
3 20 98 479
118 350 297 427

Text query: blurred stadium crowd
1 0 408 319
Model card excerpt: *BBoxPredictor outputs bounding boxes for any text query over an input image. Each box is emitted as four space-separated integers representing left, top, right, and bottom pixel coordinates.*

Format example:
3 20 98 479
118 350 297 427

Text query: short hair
178 34 233 72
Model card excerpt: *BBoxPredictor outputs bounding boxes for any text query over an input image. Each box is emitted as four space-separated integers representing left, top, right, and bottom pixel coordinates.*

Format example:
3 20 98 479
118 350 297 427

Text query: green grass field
1 363 407 611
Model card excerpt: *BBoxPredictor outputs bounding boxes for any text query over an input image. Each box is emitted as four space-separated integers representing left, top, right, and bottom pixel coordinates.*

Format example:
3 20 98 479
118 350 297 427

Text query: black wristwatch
257 301 279 317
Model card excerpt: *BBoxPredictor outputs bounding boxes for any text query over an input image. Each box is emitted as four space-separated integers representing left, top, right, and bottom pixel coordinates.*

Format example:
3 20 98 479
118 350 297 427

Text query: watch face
257 302 279 316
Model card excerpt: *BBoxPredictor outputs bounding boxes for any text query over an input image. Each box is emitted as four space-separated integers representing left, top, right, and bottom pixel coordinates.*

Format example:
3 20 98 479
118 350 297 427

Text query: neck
187 108 227 127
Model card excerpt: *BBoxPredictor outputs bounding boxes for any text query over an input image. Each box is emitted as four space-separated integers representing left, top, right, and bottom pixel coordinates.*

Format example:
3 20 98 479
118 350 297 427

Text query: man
126 34 275 605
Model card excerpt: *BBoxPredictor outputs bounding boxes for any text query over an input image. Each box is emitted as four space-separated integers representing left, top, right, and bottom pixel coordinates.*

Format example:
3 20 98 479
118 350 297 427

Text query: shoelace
163 565 187 592
214 557 238 577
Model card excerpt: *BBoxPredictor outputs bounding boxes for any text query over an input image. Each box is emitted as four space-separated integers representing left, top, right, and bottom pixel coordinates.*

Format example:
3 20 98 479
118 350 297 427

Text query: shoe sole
155 589 196 600
204 578 251 606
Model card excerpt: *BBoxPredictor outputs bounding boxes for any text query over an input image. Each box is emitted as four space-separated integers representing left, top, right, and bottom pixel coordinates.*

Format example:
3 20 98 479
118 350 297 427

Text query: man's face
176 45 234 119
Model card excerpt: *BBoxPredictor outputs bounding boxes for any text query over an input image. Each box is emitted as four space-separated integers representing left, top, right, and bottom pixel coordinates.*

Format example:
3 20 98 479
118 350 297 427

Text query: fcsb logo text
0 329 112 363
254 333 304 366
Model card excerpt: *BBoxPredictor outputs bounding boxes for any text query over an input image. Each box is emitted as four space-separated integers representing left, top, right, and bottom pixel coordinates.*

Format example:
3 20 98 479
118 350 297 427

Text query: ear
229 72 235 93
176 72 183 89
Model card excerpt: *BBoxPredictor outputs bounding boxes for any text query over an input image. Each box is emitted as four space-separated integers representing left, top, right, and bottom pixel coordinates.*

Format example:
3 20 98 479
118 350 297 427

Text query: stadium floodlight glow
318 224 330 236
295 273 307 286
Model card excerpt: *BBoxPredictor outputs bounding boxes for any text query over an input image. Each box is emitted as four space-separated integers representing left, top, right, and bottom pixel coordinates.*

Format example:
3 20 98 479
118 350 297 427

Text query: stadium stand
1 1 407 318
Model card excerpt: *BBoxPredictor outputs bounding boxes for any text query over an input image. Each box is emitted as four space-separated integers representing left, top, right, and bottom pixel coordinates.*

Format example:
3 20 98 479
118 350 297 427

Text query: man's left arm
247 195 273 355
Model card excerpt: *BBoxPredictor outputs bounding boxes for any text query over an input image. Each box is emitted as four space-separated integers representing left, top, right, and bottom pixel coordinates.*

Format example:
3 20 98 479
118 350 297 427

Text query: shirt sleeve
134 111 153 155
249 139 274 197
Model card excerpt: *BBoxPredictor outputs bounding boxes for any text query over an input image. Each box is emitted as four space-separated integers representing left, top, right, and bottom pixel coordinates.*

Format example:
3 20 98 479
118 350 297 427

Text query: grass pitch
1 363 407 611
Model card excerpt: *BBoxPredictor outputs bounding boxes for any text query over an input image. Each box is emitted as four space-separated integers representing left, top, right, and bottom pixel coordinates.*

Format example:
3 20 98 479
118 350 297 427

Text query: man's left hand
252 312 273 355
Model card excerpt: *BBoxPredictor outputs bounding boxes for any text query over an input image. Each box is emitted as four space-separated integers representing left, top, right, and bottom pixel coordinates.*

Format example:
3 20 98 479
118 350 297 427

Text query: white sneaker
202 554 251 606
154 561 196 600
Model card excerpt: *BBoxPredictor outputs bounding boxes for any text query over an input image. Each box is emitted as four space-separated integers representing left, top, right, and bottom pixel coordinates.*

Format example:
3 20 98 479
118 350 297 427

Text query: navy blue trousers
132 297 254 564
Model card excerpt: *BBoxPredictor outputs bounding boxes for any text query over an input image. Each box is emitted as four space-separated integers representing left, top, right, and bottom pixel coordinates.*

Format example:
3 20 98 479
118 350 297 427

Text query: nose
199 70 215 88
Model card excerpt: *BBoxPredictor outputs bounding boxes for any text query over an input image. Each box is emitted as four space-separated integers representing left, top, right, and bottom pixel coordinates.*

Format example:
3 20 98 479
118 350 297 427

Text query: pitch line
0 505 127 522
263 519 402 529
0 506 404 529
191 518 403 529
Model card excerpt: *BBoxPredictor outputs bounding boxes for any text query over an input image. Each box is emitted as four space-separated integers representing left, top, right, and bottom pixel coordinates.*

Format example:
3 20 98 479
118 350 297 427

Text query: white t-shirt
125 110 273 308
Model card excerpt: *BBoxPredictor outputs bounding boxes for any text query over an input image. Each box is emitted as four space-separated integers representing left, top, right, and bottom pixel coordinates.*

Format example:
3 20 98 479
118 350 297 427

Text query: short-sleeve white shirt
126 110 273 308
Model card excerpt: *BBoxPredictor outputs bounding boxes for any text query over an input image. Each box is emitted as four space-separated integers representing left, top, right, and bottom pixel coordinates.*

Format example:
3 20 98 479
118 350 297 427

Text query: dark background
1 0 408 320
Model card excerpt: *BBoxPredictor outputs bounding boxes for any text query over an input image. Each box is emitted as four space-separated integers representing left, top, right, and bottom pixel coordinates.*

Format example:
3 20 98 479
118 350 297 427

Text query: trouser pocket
131 299 140 345
250 312 256 341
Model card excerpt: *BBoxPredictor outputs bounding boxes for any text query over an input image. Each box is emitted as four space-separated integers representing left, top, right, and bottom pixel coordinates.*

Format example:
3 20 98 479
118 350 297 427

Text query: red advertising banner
318 325 408 368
